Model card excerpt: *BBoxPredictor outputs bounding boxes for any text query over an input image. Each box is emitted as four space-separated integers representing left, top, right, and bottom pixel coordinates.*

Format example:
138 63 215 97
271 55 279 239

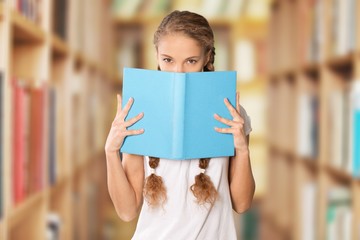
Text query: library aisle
2 0 359 240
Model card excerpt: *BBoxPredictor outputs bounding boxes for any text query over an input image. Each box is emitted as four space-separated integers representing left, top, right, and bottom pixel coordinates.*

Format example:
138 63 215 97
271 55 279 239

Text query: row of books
269 0 357 73
14 0 42 25
112 0 247 19
11 79 59 205
326 186 352 240
12 79 46 204
329 0 357 57
328 81 360 176
272 78 360 178
302 0 357 61
301 183 352 240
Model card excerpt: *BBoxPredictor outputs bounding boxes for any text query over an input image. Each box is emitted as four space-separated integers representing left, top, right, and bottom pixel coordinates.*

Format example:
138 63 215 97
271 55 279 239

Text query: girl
105 10 255 240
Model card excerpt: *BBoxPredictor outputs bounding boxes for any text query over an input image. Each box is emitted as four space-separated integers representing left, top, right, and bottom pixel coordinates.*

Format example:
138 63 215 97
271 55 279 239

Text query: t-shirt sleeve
239 105 252 136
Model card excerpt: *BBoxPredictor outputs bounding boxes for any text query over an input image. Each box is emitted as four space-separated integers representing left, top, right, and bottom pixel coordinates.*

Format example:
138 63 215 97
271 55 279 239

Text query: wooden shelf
265 0 359 239
325 165 353 184
11 9 45 43
1 0 115 239
51 34 70 57
8 191 46 229
326 53 354 72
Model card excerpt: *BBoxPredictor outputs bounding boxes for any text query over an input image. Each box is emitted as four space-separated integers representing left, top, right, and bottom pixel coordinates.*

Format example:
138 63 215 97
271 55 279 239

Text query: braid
190 158 218 205
143 157 167 207
204 47 216 72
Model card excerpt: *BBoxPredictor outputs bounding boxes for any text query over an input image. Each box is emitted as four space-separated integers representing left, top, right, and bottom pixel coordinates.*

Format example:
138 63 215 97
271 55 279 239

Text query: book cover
121 67 236 160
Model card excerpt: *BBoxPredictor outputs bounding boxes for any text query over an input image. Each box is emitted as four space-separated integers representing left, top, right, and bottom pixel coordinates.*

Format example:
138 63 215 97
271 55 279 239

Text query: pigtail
204 47 216 72
190 158 218 205
143 157 167 208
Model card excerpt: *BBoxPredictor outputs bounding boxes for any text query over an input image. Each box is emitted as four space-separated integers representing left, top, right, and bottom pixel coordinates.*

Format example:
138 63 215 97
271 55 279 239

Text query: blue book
121 67 236 160
353 81 360 177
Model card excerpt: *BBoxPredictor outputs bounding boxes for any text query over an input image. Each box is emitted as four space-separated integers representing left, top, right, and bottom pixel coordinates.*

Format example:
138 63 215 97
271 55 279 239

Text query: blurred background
0 0 359 239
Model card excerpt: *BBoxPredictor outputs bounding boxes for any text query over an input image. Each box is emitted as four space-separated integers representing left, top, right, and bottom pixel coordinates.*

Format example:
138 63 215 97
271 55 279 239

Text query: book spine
352 81 360 177
172 74 185 159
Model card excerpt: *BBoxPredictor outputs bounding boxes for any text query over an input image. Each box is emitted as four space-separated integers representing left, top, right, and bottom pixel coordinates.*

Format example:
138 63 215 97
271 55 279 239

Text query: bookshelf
0 0 115 239
264 0 360 239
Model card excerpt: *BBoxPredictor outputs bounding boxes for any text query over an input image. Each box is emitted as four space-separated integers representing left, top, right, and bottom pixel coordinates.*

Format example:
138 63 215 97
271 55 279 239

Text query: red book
28 86 46 193
12 80 29 204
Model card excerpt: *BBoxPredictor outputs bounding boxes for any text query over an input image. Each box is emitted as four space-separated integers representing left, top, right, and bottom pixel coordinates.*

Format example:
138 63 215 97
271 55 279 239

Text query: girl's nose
174 64 184 73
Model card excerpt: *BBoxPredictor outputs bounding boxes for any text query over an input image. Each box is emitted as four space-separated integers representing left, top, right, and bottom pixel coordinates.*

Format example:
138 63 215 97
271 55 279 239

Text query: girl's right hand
105 94 144 154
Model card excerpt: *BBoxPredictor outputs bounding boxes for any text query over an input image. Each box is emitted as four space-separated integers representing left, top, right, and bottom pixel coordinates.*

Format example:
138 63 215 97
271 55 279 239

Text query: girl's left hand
214 92 248 153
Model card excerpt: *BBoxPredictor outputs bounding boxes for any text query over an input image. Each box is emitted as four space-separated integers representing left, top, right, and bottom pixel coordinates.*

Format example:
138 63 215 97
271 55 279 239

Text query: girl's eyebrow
160 54 172 58
185 56 201 59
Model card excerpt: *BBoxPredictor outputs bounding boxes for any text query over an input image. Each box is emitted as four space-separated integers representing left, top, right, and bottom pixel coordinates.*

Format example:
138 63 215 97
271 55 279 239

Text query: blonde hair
144 10 218 208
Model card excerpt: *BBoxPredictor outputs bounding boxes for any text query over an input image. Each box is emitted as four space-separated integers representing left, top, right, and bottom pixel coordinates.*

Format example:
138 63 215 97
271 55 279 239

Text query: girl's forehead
157 34 202 52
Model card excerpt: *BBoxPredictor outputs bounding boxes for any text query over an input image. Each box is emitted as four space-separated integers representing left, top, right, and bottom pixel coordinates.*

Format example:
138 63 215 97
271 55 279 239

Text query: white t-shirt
131 106 252 240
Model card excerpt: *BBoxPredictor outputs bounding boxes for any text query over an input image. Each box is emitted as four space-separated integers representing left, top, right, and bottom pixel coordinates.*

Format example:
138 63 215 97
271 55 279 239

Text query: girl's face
156 34 209 73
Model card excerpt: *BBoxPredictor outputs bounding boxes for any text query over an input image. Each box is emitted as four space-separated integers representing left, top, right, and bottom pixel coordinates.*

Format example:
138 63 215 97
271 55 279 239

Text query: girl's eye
163 58 172 63
187 59 197 64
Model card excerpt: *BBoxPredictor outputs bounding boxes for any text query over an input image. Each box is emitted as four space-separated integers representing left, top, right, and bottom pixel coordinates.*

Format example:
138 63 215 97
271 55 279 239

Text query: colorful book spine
352 81 360 178
12 80 28 204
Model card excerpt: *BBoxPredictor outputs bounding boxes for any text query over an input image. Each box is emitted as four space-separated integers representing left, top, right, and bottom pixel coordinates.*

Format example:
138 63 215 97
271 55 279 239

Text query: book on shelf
48 87 57 185
326 186 352 240
121 67 237 160
301 182 317 240
330 0 357 56
15 0 42 25
46 212 62 240
12 79 47 204
52 0 68 39
0 72 3 218
329 89 345 169
12 79 30 204
352 81 360 178
28 85 46 194
297 92 319 159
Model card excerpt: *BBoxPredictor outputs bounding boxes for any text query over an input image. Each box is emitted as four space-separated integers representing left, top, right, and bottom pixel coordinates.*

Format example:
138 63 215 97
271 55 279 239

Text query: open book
120 67 236 160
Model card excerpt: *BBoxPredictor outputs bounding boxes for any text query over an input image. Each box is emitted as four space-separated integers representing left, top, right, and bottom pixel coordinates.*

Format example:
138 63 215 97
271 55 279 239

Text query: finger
124 128 145 136
214 126 235 134
214 113 235 127
119 97 134 120
124 112 144 127
116 94 122 117
236 92 240 112
224 98 239 119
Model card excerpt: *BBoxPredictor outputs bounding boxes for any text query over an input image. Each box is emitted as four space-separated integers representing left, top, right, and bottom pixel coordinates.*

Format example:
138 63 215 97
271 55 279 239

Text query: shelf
8 191 46 229
325 165 353 184
302 62 320 76
51 34 70 58
326 53 354 73
11 9 45 43
269 68 297 79
299 157 319 173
